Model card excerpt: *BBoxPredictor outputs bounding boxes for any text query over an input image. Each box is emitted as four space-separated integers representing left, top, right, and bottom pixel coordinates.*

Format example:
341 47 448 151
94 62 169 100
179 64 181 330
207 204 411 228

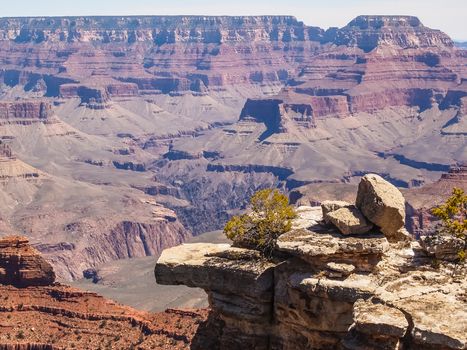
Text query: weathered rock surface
321 200 352 224
276 226 389 272
326 206 373 235
420 232 465 261
0 101 50 123
356 174 407 241
0 283 209 349
343 299 408 350
0 236 55 287
156 201 467 350
352 299 408 338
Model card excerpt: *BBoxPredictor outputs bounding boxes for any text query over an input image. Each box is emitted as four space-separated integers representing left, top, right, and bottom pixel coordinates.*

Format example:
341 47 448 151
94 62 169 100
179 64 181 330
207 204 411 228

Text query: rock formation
0 101 50 124
156 176 467 350
0 239 209 349
0 236 55 287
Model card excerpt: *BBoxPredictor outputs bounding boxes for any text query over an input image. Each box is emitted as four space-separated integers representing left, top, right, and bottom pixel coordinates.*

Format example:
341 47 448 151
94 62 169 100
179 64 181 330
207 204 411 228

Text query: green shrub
16 330 25 339
224 189 296 257
431 187 467 262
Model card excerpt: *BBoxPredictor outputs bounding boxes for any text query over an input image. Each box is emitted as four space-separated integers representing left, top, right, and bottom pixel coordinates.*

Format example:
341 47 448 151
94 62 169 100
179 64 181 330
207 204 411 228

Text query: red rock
0 236 55 287
0 283 209 349
404 164 467 235
0 101 50 121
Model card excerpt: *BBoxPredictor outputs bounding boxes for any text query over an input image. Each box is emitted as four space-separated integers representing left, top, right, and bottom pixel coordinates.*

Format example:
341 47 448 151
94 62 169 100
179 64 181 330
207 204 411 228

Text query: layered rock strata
0 238 210 349
0 236 55 287
156 183 466 350
0 101 51 124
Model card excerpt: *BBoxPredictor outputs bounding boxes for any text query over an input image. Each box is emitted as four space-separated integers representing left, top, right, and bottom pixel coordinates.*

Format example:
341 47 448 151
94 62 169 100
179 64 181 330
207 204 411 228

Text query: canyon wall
0 14 465 281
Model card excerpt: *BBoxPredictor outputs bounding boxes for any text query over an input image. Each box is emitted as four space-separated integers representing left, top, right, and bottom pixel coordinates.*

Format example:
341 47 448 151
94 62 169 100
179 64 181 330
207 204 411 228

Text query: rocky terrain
0 235 210 349
0 14 465 282
156 175 467 350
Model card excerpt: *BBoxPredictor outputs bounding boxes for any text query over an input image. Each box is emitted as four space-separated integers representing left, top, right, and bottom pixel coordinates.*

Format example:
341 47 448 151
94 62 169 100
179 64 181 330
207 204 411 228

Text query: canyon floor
70 231 227 312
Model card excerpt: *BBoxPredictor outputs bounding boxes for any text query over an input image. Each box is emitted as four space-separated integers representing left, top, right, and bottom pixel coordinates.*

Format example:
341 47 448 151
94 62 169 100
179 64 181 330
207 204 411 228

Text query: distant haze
3 0 467 41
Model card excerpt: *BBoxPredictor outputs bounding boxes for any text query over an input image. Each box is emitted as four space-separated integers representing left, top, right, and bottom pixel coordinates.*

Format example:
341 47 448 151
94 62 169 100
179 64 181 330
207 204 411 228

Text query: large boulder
326 206 373 235
356 174 407 242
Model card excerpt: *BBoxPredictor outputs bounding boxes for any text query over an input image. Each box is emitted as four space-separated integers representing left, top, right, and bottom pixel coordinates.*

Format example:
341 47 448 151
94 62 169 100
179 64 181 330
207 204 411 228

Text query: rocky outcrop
0 238 209 348
239 99 315 135
0 236 55 287
331 15 454 52
0 283 208 349
59 84 111 109
155 182 466 350
59 82 139 108
0 101 50 123
0 144 42 181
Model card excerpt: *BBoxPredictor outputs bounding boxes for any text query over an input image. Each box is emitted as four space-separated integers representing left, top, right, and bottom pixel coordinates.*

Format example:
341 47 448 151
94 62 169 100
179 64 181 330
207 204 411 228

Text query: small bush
224 188 296 257
16 330 25 339
431 187 467 262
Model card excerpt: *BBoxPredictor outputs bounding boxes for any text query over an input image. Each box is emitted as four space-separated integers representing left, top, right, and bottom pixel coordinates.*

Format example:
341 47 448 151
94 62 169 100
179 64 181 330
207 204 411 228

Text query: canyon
0 14 465 284
0 236 210 349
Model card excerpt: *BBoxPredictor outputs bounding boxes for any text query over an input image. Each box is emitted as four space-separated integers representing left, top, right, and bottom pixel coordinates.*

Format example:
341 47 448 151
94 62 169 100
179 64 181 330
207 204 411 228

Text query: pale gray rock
321 200 352 224
155 243 275 300
292 205 323 229
276 227 389 271
155 219 466 350
352 299 408 338
326 262 356 278
356 174 407 242
327 206 373 235
420 232 465 261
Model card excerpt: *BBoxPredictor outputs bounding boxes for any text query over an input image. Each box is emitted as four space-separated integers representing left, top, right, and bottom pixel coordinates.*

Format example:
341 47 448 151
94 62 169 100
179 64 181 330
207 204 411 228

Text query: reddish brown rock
0 236 55 287
0 101 50 121
0 283 209 350
404 164 467 236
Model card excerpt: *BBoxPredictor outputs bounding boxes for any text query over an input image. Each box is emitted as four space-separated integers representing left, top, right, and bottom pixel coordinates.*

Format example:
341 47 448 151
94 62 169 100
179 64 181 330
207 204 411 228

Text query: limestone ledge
155 230 466 350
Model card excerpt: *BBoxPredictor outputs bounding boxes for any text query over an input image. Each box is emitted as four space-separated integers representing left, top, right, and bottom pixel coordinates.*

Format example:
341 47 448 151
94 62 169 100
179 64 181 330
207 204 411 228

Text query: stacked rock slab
0 236 55 287
156 243 276 349
155 176 466 350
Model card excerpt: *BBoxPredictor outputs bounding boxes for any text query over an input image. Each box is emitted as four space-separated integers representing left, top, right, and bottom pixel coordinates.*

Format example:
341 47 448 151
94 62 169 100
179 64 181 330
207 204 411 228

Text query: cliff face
331 15 454 52
155 177 467 350
0 15 459 99
0 236 55 287
0 101 51 122
0 16 316 44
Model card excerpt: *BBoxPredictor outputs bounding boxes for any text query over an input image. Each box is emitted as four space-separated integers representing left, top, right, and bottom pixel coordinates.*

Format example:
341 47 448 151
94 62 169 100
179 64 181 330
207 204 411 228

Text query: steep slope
0 101 190 281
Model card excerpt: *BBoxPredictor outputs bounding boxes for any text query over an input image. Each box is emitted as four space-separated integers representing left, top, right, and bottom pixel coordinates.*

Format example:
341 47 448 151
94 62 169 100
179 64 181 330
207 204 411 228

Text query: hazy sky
3 0 467 40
